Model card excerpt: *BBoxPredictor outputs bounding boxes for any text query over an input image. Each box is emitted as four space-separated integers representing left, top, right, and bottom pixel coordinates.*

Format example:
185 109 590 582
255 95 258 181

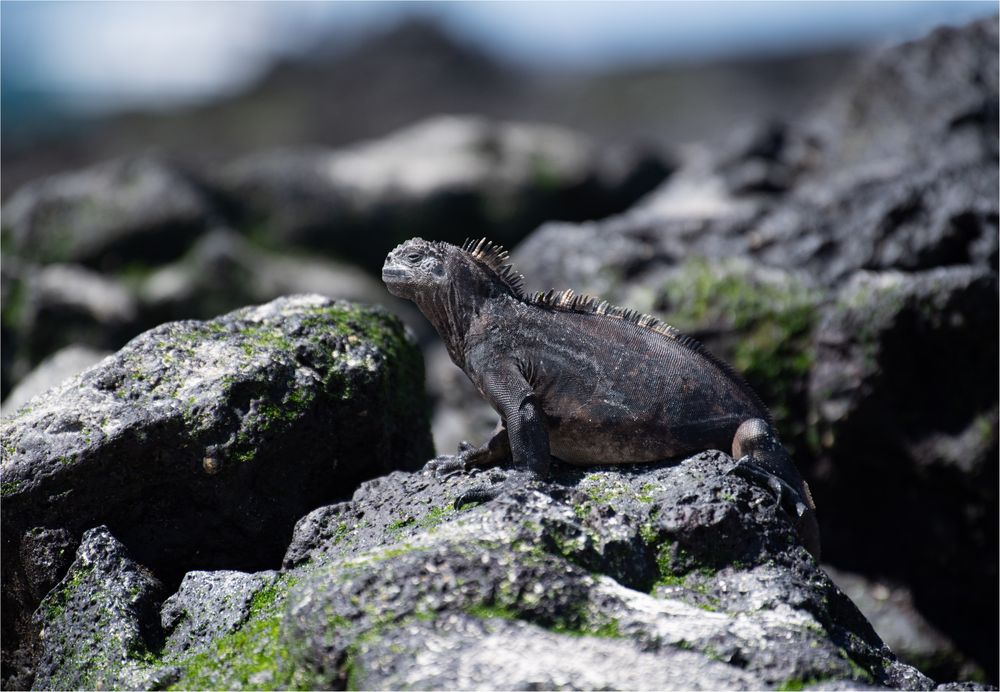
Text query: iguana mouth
381 262 414 297
381 267 408 281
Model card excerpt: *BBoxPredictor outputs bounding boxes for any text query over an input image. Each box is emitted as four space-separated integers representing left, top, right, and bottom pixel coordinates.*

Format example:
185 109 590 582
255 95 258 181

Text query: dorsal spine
529 288 773 425
460 238 525 297
457 238 771 424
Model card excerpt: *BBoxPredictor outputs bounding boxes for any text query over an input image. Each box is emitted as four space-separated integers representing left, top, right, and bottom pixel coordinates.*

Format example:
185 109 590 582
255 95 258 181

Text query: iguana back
471 292 769 465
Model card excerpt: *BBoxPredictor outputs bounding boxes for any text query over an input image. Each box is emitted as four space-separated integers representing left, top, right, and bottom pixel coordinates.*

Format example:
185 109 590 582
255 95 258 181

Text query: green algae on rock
1 294 432 688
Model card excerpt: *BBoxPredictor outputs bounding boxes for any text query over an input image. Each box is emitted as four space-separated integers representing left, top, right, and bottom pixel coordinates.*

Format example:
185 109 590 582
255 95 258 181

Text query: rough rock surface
27 455 950 690
1 345 110 417
1 156 214 269
220 115 670 270
1 294 432 688
496 17 1000 681
514 143 997 290
160 569 279 657
811 17 998 172
30 527 164 691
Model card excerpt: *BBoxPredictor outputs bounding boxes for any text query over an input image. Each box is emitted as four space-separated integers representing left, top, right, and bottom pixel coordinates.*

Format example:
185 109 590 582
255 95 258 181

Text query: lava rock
160 570 279 657
220 115 671 270
118 455 936 690
1 346 111 417
25 450 982 688
1 155 215 270
812 17 998 172
809 267 998 676
752 161 999 282
0 294 432 688
31 527 163 691
516 149 998 291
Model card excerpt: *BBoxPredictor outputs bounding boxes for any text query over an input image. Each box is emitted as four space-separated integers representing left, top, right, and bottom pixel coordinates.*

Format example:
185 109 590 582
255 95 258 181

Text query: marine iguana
382 237 820 559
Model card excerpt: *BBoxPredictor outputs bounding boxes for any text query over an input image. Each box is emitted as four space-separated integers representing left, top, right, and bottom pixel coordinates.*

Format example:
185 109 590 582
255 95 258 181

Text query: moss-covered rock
1 294 432 688
94 456 932 690
31 527 162 691
1 156 213 268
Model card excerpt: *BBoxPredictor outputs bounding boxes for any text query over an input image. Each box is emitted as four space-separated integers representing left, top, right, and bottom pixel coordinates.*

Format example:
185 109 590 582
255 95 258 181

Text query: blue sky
2 1 996 115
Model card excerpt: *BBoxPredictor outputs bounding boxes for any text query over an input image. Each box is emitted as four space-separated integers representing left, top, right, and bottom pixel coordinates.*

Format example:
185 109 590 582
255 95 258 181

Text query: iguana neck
415 285 502 369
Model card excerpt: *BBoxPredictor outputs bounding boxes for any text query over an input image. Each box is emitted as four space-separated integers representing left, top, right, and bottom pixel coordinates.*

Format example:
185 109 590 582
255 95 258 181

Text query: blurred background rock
1 1 997 686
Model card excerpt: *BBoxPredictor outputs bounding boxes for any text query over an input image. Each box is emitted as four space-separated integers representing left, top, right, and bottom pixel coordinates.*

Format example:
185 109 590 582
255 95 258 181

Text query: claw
728 457 800 516
728 456 822 560
423 455 468 479
454 484 502 510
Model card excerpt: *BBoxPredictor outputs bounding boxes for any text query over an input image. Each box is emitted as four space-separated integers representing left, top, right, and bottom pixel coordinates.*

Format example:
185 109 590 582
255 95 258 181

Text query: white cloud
5 1 996 114
23 2 306 109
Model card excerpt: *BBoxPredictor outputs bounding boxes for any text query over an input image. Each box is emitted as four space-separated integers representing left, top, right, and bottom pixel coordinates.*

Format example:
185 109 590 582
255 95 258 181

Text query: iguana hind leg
729 418 822 560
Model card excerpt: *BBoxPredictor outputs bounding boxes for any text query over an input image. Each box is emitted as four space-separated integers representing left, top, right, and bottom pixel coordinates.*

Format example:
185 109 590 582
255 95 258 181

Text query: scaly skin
383 237 820 559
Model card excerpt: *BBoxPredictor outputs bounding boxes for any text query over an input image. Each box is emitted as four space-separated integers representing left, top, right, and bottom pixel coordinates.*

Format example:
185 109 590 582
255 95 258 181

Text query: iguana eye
406 252 422 263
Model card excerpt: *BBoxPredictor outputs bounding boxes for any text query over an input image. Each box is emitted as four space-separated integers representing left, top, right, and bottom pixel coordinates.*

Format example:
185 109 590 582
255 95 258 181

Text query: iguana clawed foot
727 456 810 520
454 468 536 510
423 454 470 479
424 437 504 479
727 455 821 560
454 483 503 509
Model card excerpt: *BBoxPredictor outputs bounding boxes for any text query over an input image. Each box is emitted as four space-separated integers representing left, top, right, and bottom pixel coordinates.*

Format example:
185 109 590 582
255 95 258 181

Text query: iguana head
382 238 450 300
383 237 524 302
384 238 524 366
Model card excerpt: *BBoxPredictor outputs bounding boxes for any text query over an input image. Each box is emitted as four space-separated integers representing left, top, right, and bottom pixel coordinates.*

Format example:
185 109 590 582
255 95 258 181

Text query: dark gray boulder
1 294 432 688
58 454 948 690
516 142 997 291
30 527 164 691
220 115 671 270
0 155 215 270
160 569 280 658
811 16 998 173
809 267 998 675
752 161 999 283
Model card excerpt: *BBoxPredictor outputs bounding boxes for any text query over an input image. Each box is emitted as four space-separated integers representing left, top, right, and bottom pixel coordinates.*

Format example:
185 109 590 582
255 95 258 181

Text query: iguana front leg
424 420 511 478
452 362 550 508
